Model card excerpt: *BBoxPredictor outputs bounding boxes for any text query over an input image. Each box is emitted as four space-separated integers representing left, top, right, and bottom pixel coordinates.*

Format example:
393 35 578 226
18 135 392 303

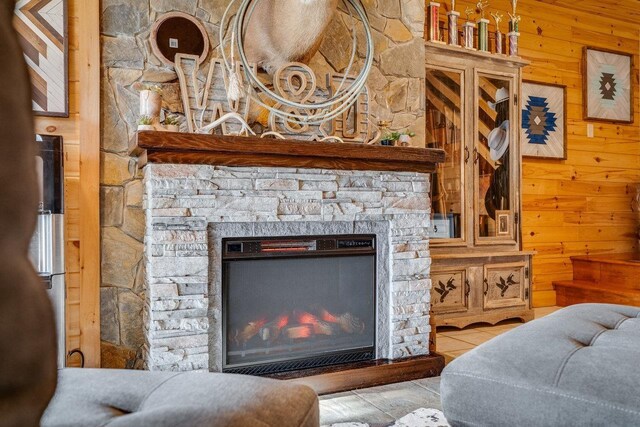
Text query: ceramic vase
140 90 162 118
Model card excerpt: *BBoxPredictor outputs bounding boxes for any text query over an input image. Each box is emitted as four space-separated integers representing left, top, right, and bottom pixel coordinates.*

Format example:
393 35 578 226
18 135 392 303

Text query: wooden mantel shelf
130 131 446 173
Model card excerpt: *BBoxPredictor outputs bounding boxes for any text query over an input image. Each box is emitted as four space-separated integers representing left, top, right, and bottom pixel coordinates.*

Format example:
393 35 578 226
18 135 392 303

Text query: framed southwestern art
14 0 68 117
583 47 633 124
521 81 567 160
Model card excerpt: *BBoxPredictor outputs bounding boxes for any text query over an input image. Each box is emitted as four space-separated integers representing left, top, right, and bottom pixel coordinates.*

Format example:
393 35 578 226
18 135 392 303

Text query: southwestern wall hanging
520 81 566 160
583 47 633 124
14 0 68 117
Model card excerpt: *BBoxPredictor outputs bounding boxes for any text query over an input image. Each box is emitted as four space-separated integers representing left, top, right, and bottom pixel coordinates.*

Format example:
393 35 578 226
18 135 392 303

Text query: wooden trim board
78 0 101 367
131 131 446 173
271 355 445 395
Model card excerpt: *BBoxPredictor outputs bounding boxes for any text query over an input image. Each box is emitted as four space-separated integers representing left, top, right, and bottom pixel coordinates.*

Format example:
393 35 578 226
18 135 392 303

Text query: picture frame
495 210 510 236
520 81 567 160
583 47 634 124
14 0 69 117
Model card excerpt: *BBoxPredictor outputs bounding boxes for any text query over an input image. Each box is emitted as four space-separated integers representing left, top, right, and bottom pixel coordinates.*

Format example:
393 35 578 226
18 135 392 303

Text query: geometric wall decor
521 81 567 159
14 0 68 117
583 47 633 124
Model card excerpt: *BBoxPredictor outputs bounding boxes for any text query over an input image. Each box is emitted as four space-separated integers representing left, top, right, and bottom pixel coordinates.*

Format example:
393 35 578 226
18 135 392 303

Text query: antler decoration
491 11 503 29
511 0 518 15
465 7 474 20
476 0 489 18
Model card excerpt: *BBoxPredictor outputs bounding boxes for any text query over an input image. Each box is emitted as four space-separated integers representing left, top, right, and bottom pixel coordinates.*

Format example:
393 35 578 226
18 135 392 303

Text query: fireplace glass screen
222 235 376 375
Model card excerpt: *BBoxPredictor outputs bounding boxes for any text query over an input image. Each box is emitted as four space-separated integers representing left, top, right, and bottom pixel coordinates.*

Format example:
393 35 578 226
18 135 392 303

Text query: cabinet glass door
426 67 464 242
475 73 515 242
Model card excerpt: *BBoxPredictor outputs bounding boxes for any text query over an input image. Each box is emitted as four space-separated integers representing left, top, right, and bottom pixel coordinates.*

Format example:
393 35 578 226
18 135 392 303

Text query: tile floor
320 306 561 425
320 377 442 426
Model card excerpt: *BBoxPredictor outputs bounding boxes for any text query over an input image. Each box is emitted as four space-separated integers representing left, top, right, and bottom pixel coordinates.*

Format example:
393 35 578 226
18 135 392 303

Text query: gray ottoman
42 369 319 427
441 304 640 426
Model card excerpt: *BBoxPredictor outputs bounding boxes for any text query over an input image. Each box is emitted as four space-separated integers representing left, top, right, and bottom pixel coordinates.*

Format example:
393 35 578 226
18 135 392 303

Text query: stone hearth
143 164 433 371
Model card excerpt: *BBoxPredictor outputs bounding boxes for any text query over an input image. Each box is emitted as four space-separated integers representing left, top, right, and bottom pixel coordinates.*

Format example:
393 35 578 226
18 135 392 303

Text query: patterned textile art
14 0 68 117
521 82 565 159
584 48 632 123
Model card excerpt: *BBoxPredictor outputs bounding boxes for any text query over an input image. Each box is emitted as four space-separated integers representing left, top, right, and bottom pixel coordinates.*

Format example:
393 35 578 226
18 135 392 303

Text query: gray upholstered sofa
441 303 640 426
42 369 319 427
0 2 318 425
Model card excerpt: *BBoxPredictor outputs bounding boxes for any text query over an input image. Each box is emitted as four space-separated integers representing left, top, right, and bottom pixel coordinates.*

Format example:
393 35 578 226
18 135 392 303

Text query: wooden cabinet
426 42 534 329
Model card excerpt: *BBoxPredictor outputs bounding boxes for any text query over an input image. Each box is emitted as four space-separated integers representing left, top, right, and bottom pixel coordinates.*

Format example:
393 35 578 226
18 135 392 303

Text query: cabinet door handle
465 279 471 297
464 146 470 164
473 147 479 164
483 278 489 296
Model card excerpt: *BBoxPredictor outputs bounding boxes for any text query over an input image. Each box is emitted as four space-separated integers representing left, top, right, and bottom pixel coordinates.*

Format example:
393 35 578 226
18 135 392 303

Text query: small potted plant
380 131 400 146
138 115 154 131
398 130 416 146
164 115 181 132
133 82 163 119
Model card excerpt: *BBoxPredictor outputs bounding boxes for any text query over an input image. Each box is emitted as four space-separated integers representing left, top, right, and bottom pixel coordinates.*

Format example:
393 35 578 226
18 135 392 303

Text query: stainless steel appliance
29 134 65 368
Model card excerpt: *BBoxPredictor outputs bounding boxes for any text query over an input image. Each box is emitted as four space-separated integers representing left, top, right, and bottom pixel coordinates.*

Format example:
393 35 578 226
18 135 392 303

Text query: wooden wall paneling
33 0 100 367
442 0 640 307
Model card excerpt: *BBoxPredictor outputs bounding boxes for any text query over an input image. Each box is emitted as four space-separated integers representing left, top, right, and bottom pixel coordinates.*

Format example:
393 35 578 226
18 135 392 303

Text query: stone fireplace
143 163 433 372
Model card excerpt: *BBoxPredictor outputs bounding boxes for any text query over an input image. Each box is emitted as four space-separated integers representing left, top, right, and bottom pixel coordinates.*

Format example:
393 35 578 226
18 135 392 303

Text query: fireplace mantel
130 131 445 173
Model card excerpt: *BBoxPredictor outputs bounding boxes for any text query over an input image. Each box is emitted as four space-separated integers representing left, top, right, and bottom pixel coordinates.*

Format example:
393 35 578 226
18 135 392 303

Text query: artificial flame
297 311 319 325
276 314 290 329
237 308 364 345
320 309 339 323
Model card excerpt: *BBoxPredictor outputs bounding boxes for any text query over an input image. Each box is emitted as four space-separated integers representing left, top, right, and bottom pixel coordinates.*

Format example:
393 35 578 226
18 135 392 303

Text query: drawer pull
483 278 489 295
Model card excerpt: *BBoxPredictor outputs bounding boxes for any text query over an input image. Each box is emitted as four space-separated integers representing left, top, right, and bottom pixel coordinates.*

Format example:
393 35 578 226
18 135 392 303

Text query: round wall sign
150 12 209 66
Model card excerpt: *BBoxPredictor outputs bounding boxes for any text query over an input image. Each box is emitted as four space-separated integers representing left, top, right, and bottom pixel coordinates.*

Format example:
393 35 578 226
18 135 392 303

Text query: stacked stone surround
100 0 426 367
144 164 432 372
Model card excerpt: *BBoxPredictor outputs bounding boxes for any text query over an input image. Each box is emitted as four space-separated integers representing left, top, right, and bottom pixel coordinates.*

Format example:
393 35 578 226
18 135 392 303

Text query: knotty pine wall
447 0 640 306
31 0 100 367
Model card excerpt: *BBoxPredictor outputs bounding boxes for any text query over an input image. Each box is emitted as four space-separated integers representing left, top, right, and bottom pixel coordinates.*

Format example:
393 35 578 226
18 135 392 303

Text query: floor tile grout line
411 380 441 396
352 389 399 420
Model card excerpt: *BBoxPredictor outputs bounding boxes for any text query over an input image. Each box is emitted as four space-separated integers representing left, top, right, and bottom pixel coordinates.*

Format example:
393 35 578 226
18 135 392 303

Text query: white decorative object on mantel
197 112 256 136
175 54 373 143
174 55 255 136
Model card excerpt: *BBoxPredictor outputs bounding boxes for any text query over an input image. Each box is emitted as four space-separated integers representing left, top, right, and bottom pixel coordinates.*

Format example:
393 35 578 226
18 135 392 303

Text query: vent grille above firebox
223 349 375 376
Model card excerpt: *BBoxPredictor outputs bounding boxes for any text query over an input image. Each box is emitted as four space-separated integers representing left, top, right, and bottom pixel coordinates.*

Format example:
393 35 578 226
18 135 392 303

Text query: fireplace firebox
222 235 377 375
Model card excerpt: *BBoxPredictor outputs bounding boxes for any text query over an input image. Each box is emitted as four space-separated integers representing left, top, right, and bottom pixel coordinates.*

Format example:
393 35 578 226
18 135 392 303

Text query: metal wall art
15 0 68 117
583 47 634 124
521 81 567 160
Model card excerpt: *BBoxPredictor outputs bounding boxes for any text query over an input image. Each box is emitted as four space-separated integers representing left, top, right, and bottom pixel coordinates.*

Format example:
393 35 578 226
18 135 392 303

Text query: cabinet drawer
431 269 469 314
483 262 527 310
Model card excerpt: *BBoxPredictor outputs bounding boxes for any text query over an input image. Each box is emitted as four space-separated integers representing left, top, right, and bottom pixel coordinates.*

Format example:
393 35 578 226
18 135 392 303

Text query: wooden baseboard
270 354 445 395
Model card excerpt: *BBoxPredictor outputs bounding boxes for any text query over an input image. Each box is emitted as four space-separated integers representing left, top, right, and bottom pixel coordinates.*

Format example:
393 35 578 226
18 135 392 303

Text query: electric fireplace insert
222 234 376 375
